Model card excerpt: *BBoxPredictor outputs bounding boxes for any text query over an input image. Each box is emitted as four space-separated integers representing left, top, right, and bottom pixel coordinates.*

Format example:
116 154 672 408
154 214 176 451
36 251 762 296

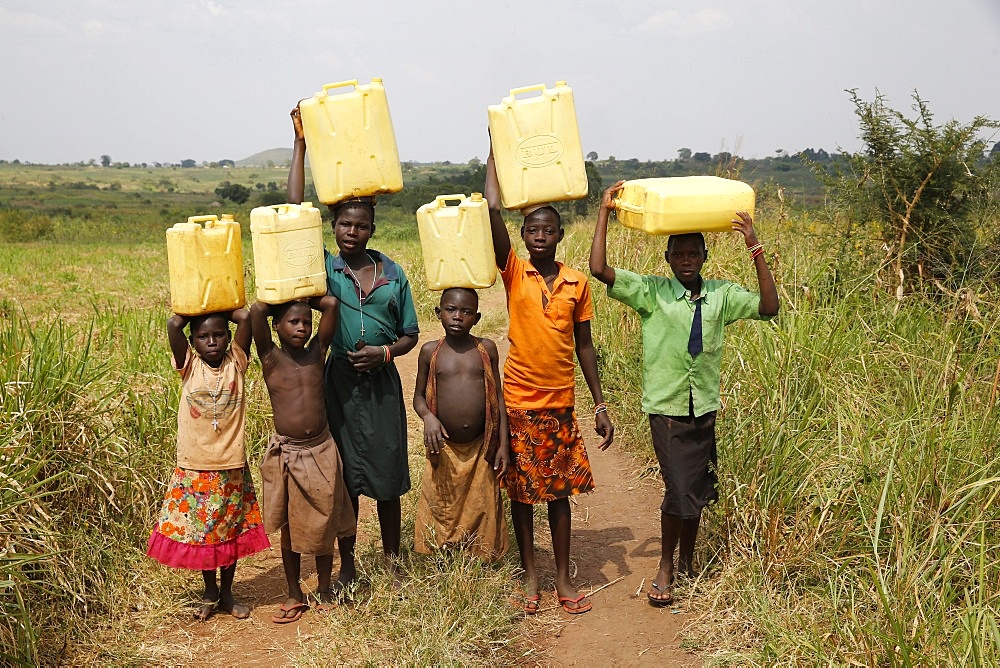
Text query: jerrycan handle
435 194 467 207
509 83 547 98
187 214 220 228
321 80 360 96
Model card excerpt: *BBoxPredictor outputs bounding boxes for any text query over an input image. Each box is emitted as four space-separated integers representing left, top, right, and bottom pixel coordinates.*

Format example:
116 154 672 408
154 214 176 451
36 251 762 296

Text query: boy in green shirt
589 181 779 605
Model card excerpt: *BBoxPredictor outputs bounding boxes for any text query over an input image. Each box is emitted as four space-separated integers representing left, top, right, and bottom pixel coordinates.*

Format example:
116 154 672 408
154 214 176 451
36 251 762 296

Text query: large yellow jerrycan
615 177 756 235
488 81 588 210
416 193 497 290
250 202 327 304
298 78 404 204
166 214 246 316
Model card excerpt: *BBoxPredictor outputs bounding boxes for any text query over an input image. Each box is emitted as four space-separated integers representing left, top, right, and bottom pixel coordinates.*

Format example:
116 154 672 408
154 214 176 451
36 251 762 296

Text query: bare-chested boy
250 297 356 623
412 288 510 562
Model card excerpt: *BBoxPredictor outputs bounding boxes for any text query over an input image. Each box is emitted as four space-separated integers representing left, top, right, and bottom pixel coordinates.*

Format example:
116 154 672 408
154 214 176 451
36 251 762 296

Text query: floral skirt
503 407 595 504
147 465 270 571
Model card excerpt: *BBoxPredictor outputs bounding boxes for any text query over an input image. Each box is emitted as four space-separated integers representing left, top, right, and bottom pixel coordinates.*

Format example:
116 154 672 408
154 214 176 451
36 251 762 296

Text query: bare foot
311 590 338 613
194 598 218 621
218 593 250 619
385 556 404 591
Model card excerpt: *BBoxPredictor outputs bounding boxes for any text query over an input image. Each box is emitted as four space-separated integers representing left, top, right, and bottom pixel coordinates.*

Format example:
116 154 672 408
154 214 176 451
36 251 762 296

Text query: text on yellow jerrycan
487 81 588 210
250 202 327 304
166 214 246 316
615 177 756 235
416 193 497 291
298 78 404 205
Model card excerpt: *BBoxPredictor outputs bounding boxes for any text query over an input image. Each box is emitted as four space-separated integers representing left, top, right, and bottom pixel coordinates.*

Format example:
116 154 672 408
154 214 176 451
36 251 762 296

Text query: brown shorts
649 412 718 519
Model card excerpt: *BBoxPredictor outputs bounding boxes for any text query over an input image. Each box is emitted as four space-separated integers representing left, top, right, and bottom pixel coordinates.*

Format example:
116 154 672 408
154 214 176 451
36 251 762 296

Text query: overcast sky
2 0 998 165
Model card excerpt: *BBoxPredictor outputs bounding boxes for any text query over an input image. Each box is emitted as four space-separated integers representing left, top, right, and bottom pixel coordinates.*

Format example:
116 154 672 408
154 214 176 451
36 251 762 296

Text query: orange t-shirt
174 345 248 471
500 249 594 409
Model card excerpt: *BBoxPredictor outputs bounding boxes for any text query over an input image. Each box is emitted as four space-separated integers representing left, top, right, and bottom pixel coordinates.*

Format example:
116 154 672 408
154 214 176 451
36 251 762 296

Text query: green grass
563 201 1000 665
4 166 1000 664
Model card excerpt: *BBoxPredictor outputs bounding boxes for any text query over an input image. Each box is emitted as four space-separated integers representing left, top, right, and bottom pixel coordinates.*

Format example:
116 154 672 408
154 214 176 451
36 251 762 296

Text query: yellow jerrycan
487 81 588 210
250 202 327 304
615 177 756 235
166 214 246 316
416 193 497 290
298 77 404 204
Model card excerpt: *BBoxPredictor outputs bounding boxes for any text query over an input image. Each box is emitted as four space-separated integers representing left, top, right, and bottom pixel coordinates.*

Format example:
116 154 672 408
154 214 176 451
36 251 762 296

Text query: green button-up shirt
607 268 769 417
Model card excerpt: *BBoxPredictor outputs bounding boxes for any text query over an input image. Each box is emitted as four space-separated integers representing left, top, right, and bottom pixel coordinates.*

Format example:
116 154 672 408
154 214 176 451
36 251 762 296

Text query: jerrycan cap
470 192 483 202
301 202 312 208
371 77 383 84
221 214 235 222
555 80 568 87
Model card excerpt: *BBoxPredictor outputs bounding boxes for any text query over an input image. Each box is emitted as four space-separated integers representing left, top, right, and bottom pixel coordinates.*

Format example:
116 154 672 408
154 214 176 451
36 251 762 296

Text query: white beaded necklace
201 359 224 431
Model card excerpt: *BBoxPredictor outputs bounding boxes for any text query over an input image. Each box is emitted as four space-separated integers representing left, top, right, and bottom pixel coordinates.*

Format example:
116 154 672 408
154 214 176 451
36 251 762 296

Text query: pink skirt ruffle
147 525 270 570
146 466 271 570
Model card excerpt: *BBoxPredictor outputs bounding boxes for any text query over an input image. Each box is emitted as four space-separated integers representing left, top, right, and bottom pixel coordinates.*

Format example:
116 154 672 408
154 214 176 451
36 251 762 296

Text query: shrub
0 209 54 242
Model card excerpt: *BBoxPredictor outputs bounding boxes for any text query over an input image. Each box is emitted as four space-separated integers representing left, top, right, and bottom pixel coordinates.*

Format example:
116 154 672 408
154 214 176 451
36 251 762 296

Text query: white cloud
0 7 69 35
201 0 226 17
638 7 733 35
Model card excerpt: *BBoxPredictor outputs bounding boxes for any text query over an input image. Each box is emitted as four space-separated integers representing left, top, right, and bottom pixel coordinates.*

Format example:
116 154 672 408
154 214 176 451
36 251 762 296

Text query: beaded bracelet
382 345 392 364
747 242 763 254
751 246 765 260
594 402 609 415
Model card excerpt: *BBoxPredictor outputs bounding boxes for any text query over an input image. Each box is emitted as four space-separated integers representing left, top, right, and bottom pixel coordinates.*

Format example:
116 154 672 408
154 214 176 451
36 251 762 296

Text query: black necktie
688 298 703 358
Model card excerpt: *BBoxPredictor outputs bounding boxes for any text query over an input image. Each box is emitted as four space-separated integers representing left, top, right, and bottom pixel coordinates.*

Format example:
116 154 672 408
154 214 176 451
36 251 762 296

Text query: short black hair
524 205 562 227
328 199 376 223
271 300 310 324
667 232 707 252
440 287 479 307
188 312 229 335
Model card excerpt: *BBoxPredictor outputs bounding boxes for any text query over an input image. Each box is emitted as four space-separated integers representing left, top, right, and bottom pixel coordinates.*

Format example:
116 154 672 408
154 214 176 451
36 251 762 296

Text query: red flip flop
523 593 541 615
271 601 308 624
556 592 592 615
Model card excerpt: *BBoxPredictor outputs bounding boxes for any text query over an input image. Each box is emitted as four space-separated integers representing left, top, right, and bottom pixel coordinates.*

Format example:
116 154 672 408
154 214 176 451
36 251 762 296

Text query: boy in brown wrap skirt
250 298 356 623
412 288 510 562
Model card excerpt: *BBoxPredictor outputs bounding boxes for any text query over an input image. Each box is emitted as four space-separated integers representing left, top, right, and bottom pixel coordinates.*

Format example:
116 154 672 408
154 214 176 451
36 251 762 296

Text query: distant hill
237 148 292 167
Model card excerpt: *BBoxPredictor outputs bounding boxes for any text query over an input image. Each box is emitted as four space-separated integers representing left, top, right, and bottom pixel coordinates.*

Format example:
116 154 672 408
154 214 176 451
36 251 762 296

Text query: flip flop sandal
271 601 308 624
523 594 541 615
647 581 673 607
556 592 592 615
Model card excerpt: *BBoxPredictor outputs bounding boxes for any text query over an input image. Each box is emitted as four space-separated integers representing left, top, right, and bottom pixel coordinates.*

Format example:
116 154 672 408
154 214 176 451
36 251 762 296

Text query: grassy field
3 163 1000 665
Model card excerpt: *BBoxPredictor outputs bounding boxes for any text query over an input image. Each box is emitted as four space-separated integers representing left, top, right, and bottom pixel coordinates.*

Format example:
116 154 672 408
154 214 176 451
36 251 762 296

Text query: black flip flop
647 581 673 607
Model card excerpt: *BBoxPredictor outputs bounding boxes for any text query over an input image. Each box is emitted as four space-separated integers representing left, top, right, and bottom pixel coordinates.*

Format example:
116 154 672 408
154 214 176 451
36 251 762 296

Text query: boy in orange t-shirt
485 142 614 615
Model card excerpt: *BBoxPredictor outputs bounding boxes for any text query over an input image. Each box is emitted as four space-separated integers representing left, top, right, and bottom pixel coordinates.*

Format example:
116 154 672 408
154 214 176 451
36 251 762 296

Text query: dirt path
148 283 698 666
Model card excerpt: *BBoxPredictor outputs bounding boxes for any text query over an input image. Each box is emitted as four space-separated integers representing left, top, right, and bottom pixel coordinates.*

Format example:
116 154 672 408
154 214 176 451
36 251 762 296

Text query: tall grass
0 308 176 664
565 202 1000 664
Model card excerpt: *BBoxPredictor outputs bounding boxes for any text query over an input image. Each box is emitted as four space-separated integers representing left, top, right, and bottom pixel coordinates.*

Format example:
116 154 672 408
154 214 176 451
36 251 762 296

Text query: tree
214 181 251 204
692 152 711 162
819 89 999 296
219 159 235 168
586 151 598 161
677 148 692 160
100 154 111 167
575 161 604 216
181 159 197 168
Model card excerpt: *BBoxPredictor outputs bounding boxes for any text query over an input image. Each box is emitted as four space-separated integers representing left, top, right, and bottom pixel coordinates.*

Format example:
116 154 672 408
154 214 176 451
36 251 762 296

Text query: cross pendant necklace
345 254 377 342
201 360 224 431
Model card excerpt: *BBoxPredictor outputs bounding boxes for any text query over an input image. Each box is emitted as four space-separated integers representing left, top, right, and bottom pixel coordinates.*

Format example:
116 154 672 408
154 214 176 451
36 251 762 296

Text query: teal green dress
324 249 419 500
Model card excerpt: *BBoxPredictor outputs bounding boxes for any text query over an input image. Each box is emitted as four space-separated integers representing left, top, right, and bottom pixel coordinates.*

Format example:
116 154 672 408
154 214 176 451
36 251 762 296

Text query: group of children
146 119 779 622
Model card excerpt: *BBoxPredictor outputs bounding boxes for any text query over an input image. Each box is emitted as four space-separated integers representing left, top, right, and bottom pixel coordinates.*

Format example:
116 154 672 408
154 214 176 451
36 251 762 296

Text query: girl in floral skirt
147 309 270 620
